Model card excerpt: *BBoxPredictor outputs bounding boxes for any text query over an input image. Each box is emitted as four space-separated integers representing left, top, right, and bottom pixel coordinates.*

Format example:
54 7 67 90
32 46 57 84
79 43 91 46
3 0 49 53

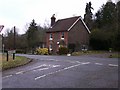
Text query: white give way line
35 62 90 80
2 64 60 79
108 64 118 67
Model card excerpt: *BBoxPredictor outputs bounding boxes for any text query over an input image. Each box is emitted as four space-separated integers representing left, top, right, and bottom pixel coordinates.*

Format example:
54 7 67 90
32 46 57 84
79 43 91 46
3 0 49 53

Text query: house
46 15 91 54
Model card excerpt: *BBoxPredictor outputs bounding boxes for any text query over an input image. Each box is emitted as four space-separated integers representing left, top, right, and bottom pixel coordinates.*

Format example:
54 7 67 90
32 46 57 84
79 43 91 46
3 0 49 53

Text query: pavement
2 54 118 88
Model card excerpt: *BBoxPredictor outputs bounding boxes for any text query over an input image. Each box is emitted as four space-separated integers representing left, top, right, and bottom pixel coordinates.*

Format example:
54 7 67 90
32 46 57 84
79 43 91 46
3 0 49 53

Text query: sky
0 0 117 34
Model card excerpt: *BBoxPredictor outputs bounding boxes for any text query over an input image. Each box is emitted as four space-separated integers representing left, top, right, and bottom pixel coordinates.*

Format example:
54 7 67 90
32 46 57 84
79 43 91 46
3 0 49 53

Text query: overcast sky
0 0 117 34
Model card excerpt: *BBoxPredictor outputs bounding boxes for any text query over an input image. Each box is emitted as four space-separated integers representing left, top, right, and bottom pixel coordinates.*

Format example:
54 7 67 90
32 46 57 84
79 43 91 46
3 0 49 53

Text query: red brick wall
46 31 68 54
68 19 90 51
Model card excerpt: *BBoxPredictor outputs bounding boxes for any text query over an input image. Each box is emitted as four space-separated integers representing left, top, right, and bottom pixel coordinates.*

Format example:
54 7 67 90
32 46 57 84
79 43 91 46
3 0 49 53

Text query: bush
36 48 48 55
58 47 68 55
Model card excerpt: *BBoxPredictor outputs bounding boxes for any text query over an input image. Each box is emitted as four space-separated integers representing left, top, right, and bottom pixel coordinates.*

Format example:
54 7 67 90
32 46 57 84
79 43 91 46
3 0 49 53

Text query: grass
72 50 106 56
108 53 120 58
71 51 120 58
0 54 32 70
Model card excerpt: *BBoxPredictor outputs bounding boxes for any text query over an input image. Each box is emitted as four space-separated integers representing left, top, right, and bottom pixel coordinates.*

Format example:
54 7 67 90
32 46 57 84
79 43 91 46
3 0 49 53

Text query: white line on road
33 65 60 71
108 64 118 67
35 62 90 80
52 65 60 68
31 64 47 70
33 68 49 71
81 62 90 65
16 71 24 75
95 63 103 65
3 75 12 79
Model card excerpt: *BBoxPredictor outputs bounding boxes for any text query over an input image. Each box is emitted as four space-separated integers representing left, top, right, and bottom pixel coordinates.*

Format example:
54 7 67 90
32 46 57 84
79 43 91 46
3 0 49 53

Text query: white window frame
49 44 52 51
61 32 64 40
49 33 53 40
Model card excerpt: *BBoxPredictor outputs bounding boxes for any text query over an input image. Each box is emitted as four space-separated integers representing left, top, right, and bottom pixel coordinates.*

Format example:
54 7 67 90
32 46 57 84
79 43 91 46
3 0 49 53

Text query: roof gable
47 16 91 34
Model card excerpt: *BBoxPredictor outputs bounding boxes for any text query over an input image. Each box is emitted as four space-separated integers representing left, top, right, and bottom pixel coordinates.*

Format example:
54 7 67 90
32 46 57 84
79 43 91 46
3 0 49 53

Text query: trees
90 29 114 50
3 28 28 53
84 2 94 30
4 28 18 50
26 19 47 53
113 1 120 51
102 1 116 30
3 19 47 54
89 1 120 51
26 19 39 53
94 1 116 30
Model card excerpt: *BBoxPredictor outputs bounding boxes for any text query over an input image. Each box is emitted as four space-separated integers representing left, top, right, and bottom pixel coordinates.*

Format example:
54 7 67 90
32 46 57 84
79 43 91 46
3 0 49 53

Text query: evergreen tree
102 1 116 30
113 1 120 51
84 2 94 30
26 19 39 53
90 1 119 50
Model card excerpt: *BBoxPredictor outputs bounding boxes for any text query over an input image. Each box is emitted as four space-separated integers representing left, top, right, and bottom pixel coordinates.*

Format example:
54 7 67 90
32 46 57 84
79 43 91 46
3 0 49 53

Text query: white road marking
95 63 103 65
3 64 61 79
108 64 118 67
35 62 90 80
52 65 60 67
35 75 47 80
31 64 47 70
33 65 60 71
75 61 81 63
16 71 24 75
81 62 90 65
3 75 12 79
33 68 49 71
47 59 55 60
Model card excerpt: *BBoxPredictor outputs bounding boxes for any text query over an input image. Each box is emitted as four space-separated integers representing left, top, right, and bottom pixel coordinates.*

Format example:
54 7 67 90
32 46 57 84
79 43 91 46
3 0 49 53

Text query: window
49 44 52 51
81 45 88 51
61 32 64 40
49 33 53 40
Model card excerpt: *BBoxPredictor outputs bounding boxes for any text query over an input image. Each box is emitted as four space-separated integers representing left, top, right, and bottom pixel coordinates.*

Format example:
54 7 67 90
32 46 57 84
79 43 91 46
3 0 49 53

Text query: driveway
2 54 118 88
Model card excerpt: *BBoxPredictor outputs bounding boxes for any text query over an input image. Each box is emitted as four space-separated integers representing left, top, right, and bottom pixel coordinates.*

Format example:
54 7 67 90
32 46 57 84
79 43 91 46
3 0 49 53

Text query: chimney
51 14 56 26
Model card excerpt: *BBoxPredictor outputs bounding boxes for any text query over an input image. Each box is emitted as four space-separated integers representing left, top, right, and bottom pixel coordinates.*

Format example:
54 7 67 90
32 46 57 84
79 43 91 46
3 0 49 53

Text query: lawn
72 51 120 58
108 53 120 58
0 54 32 70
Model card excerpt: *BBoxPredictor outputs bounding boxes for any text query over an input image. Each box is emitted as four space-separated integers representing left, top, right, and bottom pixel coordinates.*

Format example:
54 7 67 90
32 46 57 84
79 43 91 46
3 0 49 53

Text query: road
2 54 118 88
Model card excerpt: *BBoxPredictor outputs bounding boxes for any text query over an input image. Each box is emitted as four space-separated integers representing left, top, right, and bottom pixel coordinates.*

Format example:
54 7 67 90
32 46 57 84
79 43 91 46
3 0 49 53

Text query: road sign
8 50 16 55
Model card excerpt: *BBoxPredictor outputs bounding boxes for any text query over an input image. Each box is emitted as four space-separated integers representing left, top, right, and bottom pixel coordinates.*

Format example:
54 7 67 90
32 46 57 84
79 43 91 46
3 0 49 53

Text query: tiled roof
47 16 80 32
47 16 91 33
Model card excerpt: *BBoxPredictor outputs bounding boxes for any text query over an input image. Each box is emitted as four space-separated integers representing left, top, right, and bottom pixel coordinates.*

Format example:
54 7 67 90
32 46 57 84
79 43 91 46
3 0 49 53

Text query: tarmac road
2 54 118 88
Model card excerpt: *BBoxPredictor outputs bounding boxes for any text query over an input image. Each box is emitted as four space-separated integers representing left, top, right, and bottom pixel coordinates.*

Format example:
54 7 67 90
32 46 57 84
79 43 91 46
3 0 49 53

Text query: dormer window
61 32 64 40
49 33 53 40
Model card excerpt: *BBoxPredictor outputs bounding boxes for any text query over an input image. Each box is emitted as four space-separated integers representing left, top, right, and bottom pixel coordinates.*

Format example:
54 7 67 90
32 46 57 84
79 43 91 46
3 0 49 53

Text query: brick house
46 15 91 54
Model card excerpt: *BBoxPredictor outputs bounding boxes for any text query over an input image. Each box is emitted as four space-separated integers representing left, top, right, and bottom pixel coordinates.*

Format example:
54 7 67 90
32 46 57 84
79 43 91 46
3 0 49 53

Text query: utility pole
13 26 16 60
2 34 4 54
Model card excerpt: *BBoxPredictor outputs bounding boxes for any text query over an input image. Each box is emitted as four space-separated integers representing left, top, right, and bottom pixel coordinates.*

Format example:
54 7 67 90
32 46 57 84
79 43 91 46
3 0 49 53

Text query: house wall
68 19 90 51
46 31 68 54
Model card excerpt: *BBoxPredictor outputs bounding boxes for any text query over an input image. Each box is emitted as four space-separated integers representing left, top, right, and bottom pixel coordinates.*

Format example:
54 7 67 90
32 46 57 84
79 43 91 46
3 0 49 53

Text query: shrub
36 48 48 55
58 47 68 55
72 52 82 56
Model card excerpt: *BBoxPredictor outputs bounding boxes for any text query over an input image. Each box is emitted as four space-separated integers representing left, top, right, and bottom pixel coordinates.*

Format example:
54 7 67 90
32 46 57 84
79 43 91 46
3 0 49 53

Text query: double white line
35 62 90 80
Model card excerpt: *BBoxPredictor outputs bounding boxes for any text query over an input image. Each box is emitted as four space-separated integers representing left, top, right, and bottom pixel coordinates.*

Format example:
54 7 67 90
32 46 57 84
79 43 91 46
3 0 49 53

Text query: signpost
6 26 16 61
13 26 16 60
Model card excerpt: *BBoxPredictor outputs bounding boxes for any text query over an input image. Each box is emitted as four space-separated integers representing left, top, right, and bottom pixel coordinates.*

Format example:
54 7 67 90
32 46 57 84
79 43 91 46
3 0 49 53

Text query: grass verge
0 54 32 71
72 51 106 56
72 51 119 58
108 53 120 58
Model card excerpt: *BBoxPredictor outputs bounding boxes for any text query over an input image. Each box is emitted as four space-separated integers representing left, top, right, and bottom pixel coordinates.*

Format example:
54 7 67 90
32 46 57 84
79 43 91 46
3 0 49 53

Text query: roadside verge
1 55 32 71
